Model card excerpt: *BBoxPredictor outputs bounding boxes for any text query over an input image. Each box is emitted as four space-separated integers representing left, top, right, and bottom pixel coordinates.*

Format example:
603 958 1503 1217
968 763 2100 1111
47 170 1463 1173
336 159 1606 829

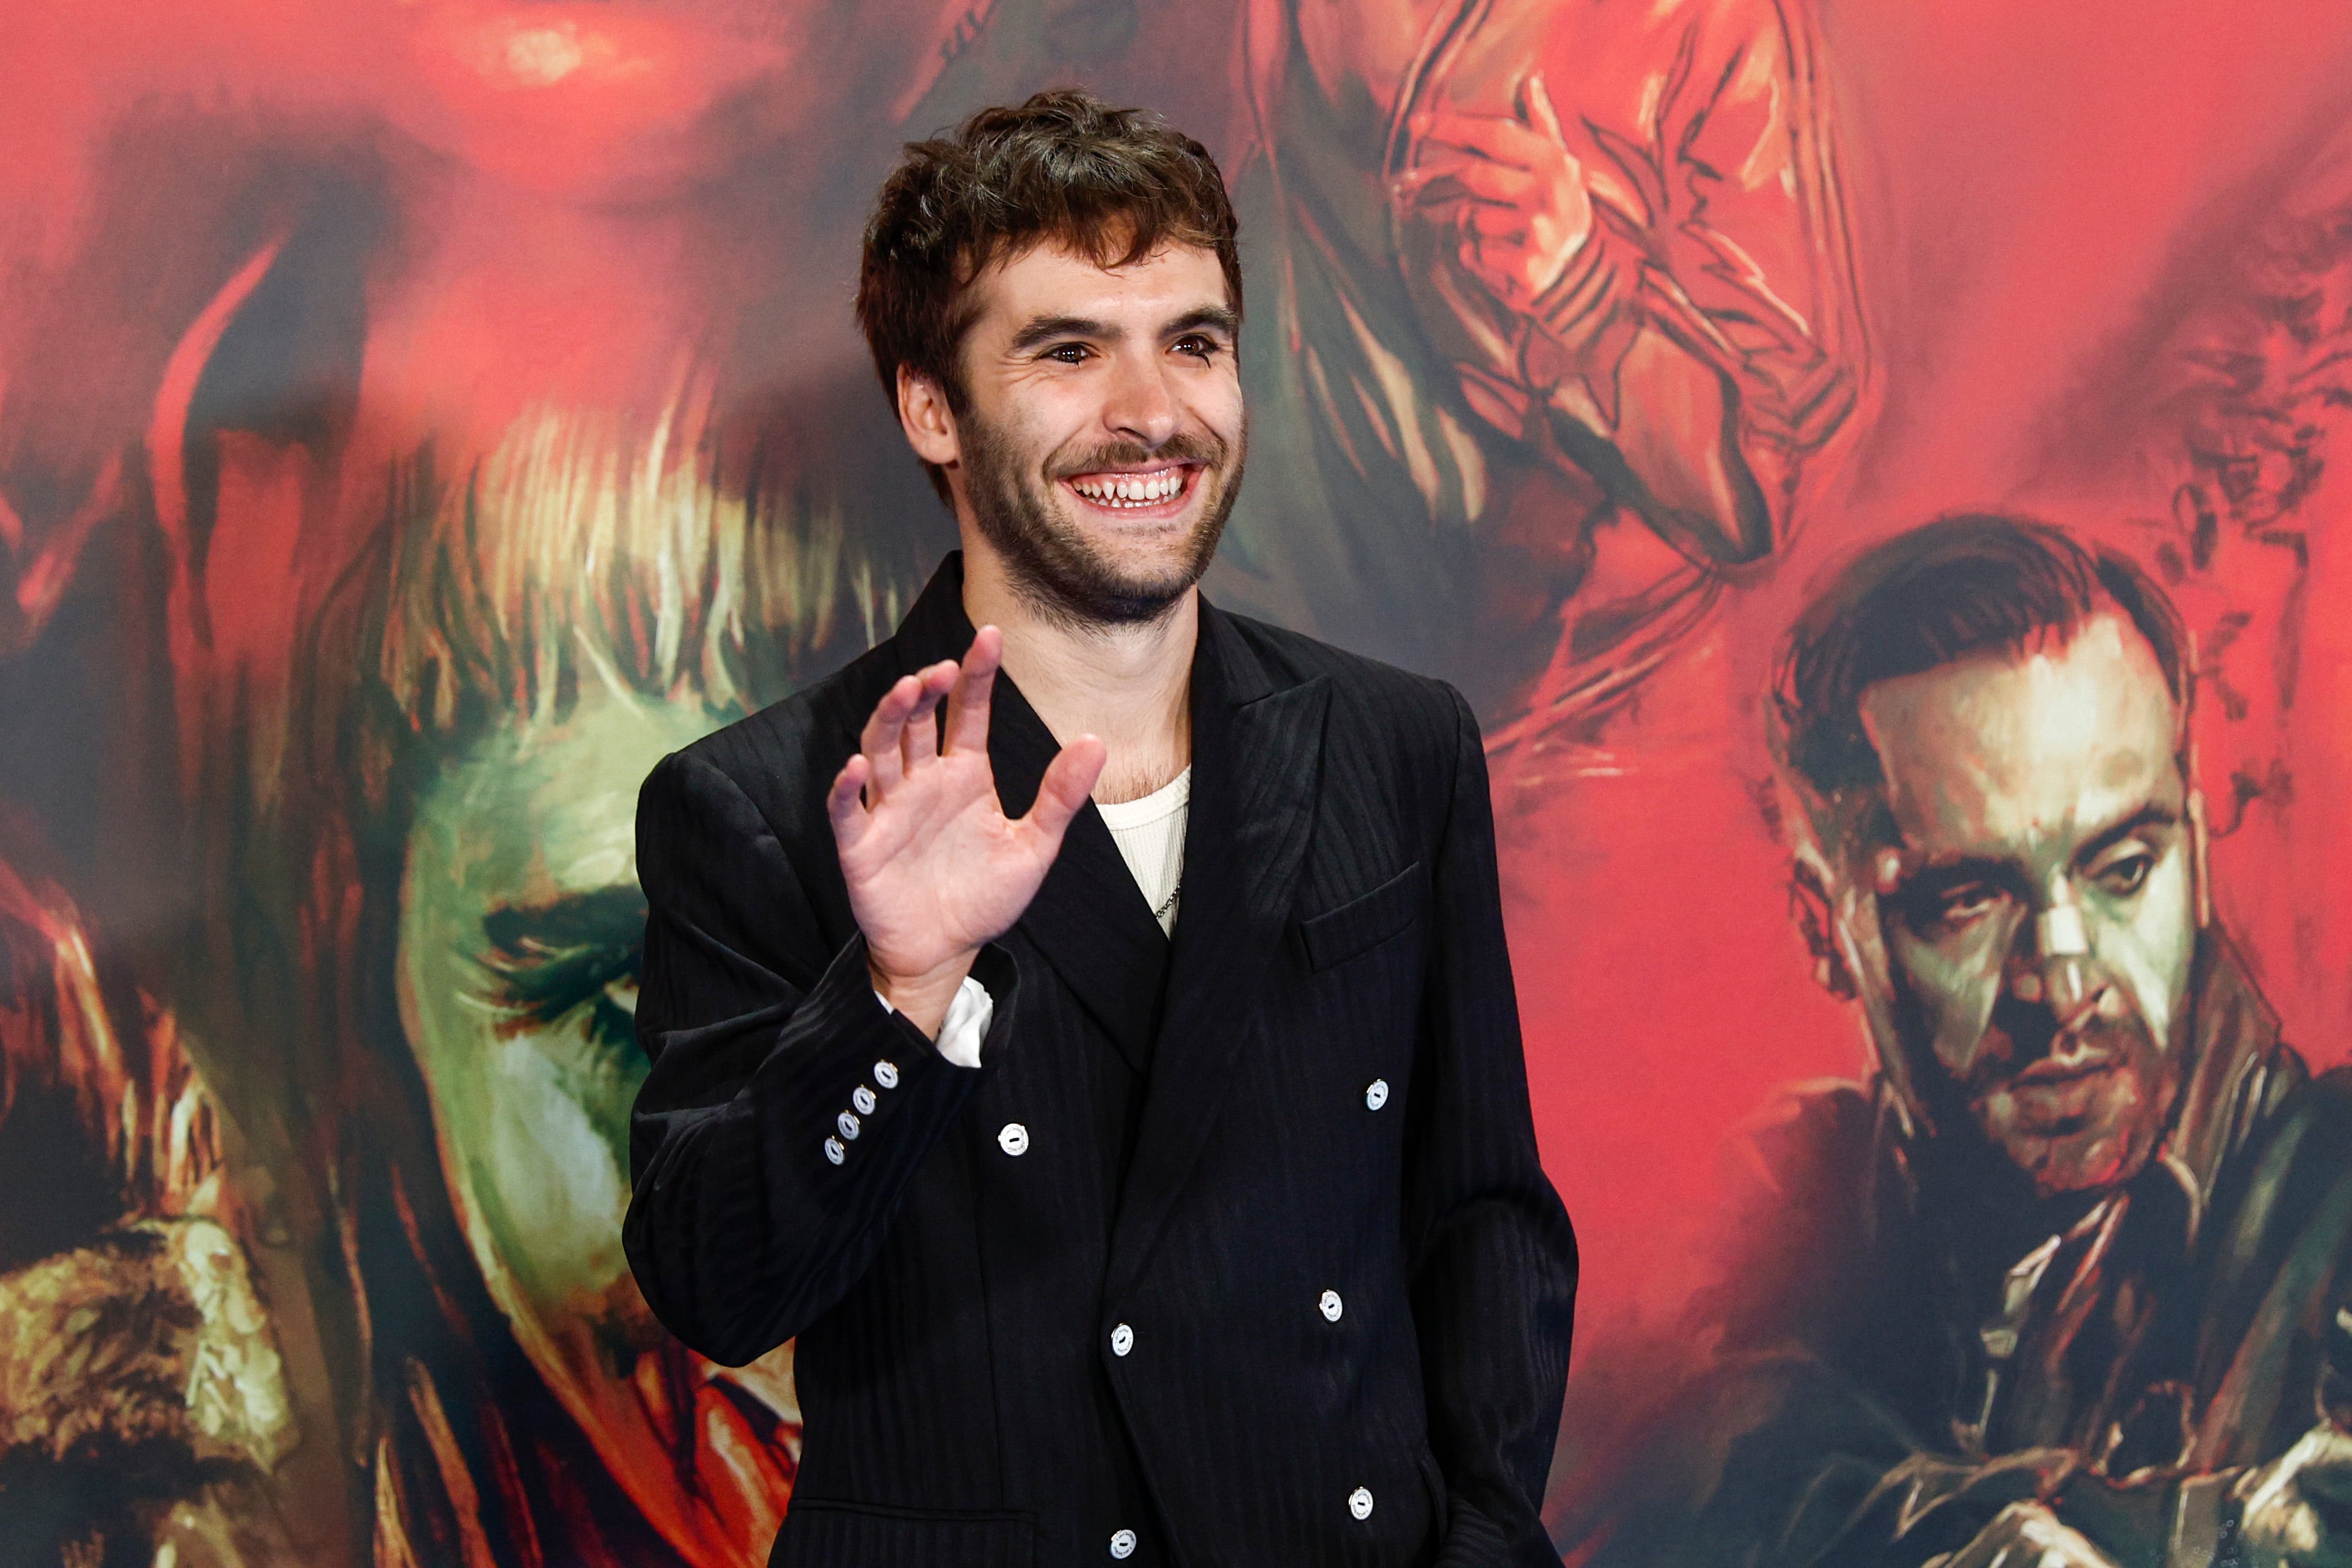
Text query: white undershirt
1092 766 1190 937
874 768 1191 1070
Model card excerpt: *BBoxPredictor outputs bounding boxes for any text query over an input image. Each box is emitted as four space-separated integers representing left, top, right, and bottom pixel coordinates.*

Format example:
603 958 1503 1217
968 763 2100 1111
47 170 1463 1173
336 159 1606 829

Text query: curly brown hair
856 89 1243 503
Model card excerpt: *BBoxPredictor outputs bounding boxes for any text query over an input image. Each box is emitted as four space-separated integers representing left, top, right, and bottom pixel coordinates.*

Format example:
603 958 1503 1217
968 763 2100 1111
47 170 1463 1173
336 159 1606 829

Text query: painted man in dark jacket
1581 515 2352 1567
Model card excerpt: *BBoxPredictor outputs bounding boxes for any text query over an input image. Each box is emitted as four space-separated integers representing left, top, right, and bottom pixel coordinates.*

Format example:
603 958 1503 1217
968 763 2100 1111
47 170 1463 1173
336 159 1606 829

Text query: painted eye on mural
2088 845 2156 900
1930 883 2002 931
1892 871 2008 939
476 888 650 1064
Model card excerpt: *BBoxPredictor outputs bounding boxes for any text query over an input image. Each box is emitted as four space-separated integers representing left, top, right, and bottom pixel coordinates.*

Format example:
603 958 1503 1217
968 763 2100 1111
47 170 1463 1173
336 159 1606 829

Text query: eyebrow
1008 314 1112 355
1902 854 2018 896
1004 305 1241 357
1898 802 2183 895
2072 803 2180 868
1165 306 1241 339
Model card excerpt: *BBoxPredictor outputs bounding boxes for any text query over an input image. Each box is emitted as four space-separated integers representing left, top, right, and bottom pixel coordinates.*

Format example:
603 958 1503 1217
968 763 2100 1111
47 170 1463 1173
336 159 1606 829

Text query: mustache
1962 990 2149 1097
1048 431 1231 478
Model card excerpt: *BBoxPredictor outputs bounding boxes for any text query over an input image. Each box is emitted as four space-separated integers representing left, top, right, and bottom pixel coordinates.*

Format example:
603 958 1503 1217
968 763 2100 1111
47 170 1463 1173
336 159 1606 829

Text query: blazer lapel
891 555 1168 1074
993 681 1170 1076
1108 602 1329 1297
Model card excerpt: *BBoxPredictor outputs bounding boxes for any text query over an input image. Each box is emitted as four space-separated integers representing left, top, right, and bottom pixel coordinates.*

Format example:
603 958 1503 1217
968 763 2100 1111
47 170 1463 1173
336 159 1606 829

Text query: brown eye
1173 334 1221 362
1045 343 1091 364
1934 884 2000 929
2097 852 2153 898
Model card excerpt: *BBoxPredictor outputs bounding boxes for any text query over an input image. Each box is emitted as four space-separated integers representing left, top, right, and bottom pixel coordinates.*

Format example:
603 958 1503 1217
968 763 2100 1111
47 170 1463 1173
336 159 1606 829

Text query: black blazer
626 556 1576 1567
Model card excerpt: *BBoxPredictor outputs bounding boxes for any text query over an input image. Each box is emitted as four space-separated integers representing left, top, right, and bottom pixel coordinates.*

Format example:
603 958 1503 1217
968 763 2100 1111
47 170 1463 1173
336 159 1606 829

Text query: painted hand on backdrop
2237 1422 2352 1568
827 626 1107 1037
1924 1503 2118 1568
1395 73 1597 312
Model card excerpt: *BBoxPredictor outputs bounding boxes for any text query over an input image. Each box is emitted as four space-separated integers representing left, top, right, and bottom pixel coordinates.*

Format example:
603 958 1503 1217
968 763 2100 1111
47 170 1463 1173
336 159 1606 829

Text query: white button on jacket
1364 1078 1390 1110
1110 1322 1134 1357
1109 1528 1137 1559
1349 1487 1375 1520
1319 1289 1344 1322
998 1122 1030 1157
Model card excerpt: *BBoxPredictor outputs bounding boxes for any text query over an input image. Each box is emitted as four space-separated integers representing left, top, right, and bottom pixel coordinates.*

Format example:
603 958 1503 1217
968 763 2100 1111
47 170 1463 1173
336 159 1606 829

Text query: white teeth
1071 469 1185 506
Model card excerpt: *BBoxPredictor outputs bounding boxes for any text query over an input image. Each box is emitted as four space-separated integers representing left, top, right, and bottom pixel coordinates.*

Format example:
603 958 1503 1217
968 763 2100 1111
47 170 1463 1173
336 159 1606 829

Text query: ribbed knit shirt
1091 766 1190 938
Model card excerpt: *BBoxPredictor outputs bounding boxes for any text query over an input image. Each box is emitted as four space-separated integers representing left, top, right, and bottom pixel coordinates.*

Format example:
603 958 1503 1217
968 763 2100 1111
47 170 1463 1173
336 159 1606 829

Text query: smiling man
1577 514 2352 1567
622 92 1576 1566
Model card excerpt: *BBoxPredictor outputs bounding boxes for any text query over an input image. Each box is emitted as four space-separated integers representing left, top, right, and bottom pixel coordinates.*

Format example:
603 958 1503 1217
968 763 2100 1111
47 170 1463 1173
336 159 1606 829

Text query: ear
896 364 961 469
1790 852 1858 1001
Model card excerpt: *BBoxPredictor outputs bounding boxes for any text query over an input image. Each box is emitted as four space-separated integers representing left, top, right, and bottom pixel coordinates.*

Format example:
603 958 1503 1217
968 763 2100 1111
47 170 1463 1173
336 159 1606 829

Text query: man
1577 514 2352 1567
624 92 1577 1567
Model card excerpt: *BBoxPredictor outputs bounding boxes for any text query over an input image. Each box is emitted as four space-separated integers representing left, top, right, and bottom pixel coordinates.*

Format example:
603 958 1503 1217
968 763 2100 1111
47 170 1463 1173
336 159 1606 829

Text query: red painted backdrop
6 1 2352 1562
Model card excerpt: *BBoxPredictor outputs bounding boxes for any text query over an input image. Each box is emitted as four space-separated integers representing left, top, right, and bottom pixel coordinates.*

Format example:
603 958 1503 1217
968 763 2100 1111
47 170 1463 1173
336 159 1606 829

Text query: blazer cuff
771 936 1019 1182
874 974 995 1069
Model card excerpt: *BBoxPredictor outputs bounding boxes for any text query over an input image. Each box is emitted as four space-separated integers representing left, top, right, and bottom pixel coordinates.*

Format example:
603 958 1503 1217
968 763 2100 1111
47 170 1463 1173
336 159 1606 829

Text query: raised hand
1927 1502 2119 1568
1395 72 1596 310
827 626 1107 1038
2238 1422 2352 1567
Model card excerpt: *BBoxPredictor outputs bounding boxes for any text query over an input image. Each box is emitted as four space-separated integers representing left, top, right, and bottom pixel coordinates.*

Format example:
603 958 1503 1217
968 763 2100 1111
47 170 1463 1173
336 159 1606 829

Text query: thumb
1021 734 1108 849
1520 71 1569 150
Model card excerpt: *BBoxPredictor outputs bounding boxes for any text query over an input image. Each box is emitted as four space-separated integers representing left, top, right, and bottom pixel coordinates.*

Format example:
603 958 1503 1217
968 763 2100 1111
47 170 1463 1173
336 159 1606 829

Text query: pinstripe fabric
626 556 1576 1567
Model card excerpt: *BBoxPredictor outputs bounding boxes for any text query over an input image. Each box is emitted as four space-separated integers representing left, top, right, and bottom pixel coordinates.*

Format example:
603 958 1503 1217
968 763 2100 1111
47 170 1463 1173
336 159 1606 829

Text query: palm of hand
841 746 1060 978
827 626 1106 1013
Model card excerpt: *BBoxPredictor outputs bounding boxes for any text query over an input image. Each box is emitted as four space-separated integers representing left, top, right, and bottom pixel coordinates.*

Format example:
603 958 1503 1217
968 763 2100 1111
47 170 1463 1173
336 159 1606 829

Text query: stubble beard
957 404 1243 630
1898 984 2182 1201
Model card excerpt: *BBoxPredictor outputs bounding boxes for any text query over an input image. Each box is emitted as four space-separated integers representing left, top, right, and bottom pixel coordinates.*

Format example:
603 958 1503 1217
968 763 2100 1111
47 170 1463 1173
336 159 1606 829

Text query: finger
860 675 920 798
1399 158 1537 208
1462 202 1532 242
1019 734 1109 848
1457 235 1494 287
827 755 871 850
944 626 1002 755
1413 111 1551 170
901 660 956 770
1520 71 1569 148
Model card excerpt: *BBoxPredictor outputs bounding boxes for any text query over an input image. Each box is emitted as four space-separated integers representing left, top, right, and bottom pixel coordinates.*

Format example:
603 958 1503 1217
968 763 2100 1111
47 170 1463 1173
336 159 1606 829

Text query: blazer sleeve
1408 689 1580 1565
623 747 1019 1366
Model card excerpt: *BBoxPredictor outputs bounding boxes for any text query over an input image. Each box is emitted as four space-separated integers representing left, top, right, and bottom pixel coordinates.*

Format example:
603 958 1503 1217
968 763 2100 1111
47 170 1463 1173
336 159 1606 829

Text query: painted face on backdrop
947 240 1246 624
396 682 718 1370
1845 613 2197 1197
364 0 971 203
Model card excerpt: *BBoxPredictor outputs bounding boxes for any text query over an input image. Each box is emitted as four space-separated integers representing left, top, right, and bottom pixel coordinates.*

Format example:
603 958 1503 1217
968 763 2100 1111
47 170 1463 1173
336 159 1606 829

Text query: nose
2032 903 2093 1016
1102 349 1180 450
2010 895 2110 1028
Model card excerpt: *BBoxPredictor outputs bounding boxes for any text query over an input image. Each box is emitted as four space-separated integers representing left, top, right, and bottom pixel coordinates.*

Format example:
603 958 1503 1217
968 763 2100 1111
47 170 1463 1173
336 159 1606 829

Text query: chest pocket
1299 859 1426 972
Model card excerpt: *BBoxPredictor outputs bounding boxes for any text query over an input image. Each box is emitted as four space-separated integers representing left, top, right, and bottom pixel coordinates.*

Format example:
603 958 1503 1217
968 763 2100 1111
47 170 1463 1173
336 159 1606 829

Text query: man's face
397 685 717 1361
944 239 1245 625
362 0 954 200
1849 613 2196 1196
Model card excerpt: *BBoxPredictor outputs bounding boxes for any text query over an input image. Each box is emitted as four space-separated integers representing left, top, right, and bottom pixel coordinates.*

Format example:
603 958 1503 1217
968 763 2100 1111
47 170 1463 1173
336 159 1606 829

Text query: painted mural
4 0 2352 1562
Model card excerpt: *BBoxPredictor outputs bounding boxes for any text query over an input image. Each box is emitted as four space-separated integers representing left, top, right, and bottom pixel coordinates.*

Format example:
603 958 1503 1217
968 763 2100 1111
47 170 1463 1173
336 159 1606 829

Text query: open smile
1060 464 1199 514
